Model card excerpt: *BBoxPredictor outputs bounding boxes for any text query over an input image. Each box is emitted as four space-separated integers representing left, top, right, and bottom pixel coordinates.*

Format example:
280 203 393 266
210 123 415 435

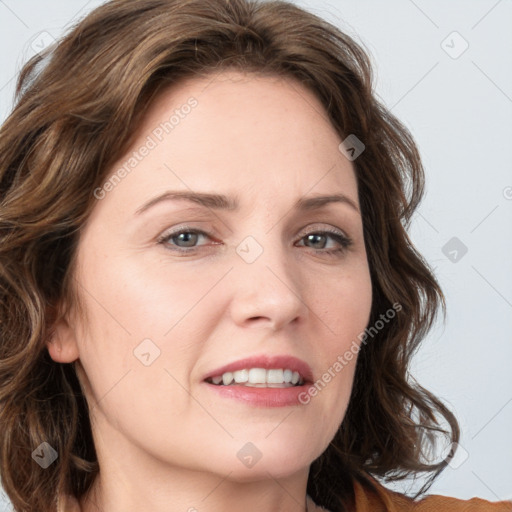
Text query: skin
48 70 373 512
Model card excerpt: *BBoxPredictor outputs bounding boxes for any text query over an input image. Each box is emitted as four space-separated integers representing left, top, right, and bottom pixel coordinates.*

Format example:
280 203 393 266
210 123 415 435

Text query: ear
46 300 80 363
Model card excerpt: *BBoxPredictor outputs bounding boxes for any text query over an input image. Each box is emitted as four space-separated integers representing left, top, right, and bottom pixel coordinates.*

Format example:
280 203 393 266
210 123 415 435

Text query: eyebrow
134 190 360 216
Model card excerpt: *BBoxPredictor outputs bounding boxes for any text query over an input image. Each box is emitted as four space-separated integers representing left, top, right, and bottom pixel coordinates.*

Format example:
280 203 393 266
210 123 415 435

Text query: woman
0 1 510 511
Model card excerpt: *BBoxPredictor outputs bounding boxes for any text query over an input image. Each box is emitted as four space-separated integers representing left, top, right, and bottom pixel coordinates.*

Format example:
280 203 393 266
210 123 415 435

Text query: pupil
308 234 324 248
177 232 196 247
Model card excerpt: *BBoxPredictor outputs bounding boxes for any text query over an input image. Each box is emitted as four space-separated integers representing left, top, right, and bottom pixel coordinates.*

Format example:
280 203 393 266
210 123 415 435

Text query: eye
157 226 353 257
295 229 353 257
157 228 212 253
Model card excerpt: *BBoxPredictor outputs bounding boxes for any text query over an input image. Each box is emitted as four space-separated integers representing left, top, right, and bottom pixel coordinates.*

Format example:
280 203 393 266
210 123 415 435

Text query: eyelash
156 227 353 257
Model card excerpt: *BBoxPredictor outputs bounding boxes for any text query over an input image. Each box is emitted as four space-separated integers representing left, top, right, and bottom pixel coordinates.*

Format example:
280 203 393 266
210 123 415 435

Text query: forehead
97 70 359 216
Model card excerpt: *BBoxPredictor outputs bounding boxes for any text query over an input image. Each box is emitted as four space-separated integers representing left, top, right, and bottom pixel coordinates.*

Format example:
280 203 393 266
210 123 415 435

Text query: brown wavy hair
0 0 459 510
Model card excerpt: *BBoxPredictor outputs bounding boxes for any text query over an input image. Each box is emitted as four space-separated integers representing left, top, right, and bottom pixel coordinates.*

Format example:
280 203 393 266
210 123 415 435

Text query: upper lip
203 354 314 383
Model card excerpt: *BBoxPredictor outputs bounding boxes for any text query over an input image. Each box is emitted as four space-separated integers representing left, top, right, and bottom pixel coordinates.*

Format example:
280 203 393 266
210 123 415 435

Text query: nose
228 237 309 331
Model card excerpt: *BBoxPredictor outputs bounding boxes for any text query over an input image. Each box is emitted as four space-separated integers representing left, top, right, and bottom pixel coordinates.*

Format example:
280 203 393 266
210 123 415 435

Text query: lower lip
204 382 310 407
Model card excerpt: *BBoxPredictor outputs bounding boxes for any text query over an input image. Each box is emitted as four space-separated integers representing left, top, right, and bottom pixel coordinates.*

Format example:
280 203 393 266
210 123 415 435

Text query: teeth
209 368 304 387
222 372 234 385
248 368 266 384
233 369 249 383
267 369 284 383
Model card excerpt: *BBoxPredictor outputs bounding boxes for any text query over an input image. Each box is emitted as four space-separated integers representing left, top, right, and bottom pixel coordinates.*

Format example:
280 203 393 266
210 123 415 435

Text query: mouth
201 354 313 407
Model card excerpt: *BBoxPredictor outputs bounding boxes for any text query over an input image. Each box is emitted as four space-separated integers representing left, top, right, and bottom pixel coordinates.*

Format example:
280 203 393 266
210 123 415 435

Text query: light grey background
0 0 511 509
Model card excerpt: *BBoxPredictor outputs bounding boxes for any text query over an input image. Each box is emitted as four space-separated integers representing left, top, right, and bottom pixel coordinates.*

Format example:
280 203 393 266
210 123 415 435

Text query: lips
202 355 314 407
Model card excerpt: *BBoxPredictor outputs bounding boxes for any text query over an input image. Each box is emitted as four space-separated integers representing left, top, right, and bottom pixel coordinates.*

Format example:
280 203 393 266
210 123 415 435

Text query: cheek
69 249 193 418
309 258 372 351
72 243 233 415
72 252 210 451
75 242 218 349
301 261 372 424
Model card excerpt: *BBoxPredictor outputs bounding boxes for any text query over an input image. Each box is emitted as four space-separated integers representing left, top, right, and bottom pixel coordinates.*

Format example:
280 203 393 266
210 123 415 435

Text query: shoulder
352 476 512 512
412 495 512 511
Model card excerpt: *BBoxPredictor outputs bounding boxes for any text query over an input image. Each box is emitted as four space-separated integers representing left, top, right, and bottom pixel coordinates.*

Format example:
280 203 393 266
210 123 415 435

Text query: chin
205 438 317 482
219 458 311 483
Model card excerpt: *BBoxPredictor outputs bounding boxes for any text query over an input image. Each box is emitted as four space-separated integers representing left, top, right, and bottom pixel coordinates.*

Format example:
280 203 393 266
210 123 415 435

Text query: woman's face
51 70 372 481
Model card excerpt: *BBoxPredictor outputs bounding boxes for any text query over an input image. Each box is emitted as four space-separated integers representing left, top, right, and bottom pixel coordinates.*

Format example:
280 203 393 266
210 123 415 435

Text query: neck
79 413 311 512
80 471 310 512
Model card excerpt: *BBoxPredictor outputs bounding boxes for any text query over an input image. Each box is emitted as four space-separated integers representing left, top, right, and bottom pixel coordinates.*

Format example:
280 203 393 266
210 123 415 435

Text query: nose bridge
235 215 289 277
230 225 307 328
